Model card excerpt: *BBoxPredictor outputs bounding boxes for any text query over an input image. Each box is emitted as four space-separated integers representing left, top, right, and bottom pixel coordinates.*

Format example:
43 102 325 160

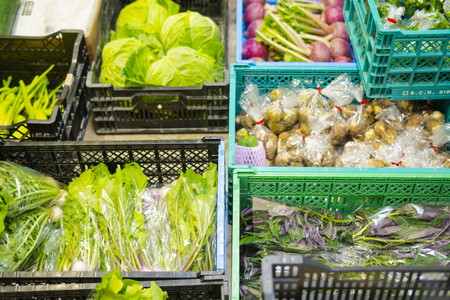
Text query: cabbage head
100 38 156 87
145 46 216 87
115 0 180 48
160 11 222 59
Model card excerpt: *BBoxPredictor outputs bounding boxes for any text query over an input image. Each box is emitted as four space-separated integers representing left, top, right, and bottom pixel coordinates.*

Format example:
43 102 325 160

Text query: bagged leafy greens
239 197 450 299
0 161 63 234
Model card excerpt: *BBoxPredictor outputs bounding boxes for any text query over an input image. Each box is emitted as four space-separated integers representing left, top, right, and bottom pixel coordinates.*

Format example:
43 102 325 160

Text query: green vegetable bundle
0 65 64 139
0 161 63 271
375 0 450 30
100 0 224 87
92 269 168 300
239 197 450 299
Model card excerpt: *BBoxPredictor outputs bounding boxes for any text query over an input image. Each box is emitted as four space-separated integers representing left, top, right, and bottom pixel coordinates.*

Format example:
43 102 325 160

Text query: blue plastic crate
236 0 358 70
344 0 450 100
227 63 450 221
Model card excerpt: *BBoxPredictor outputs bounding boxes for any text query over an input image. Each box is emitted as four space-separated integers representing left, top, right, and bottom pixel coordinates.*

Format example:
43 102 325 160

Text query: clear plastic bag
239 83 278 160
433 123 450 148
321 73 364 107
297 88 334 135
335 141 373 168
265 86 300 134
303 133 333 167
274 126 305 166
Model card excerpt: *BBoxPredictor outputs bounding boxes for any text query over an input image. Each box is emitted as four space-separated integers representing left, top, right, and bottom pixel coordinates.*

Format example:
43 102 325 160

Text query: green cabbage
145 46 216 87
160 11 222 55
116 0 180 40
100 38 156 87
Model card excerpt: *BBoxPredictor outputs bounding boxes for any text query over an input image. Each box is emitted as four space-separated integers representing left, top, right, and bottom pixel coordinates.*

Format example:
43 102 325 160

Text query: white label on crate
21 1 34 16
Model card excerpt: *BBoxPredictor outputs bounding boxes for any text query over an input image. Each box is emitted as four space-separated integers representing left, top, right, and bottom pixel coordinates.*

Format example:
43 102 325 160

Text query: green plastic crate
344 0 450 100
231 169 450 300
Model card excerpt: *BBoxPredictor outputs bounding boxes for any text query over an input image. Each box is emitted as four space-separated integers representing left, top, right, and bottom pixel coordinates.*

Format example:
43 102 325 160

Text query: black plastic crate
0 137 227 274
0 271 229 299
86 0 229 134
262 255 450 300
0 30 90 141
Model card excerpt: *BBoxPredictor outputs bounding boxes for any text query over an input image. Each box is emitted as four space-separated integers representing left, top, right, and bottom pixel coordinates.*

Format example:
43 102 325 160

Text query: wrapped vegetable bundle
239 197 450 299
236 73 450 168
0 161 219 273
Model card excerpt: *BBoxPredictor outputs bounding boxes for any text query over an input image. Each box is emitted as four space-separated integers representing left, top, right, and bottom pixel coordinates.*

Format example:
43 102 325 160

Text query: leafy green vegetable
99 0 224 87
0 208 52 271
55 163 149 271
0 161 62 233
160 11 222 55
146 163 218 271
239 198 450 299
115 0 180 42
100 38 156 87
146 46 217 87
93 269 168 300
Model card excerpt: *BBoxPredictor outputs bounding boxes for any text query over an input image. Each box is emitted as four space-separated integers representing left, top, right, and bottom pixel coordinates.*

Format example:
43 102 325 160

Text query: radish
242 38 268 60
244 0 266 8
333 56 353 62
244 19 264 39
330 38 352 59
309 41 332 62
324 5 344 25
71 261 87 271
249 57 266 62
331 22 349 40
244 3 266 25
323 0 345 7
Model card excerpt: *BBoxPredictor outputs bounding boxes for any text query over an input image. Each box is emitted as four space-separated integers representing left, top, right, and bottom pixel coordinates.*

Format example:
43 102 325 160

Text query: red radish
323 0 345 7
330 38 352 59
334 56 353 62
242 38 268 60
325 5 344 25
245 19 264 38
249 57 266 62
309 41 332 62
331 22 349 41
244 3 266 25
244 0 266 8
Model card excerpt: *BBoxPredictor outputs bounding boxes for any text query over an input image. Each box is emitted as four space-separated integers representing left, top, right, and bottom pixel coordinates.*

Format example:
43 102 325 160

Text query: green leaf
146 46 216 86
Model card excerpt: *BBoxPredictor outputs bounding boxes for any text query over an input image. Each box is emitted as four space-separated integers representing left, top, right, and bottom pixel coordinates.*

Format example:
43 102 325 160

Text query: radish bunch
243 0 354 63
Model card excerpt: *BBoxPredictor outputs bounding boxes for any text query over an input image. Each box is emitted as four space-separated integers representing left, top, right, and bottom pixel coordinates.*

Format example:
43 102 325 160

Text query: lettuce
93 269 168 299
100 38 157 87
146 46 216 87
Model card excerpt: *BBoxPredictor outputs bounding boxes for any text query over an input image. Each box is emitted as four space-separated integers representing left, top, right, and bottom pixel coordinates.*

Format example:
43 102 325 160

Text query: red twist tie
426 103 436 108
391 161 402 167
360 99 370 105
317 86 322 94
256 119 265 125
432 146 438 153
302 136 306 141
335 106 343 112
387 18 397 24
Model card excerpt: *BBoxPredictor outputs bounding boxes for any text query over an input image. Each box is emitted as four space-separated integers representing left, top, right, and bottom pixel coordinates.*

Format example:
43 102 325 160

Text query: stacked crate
230 0 450 299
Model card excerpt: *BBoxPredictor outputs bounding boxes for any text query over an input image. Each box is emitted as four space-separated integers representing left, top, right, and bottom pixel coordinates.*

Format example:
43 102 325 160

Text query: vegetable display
0 65 64 138
375 0 450 30
100 0 224 87
239 197 450 299
235 74 450 168
92 269 168 300
0 161 219 273
241 0 354 62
